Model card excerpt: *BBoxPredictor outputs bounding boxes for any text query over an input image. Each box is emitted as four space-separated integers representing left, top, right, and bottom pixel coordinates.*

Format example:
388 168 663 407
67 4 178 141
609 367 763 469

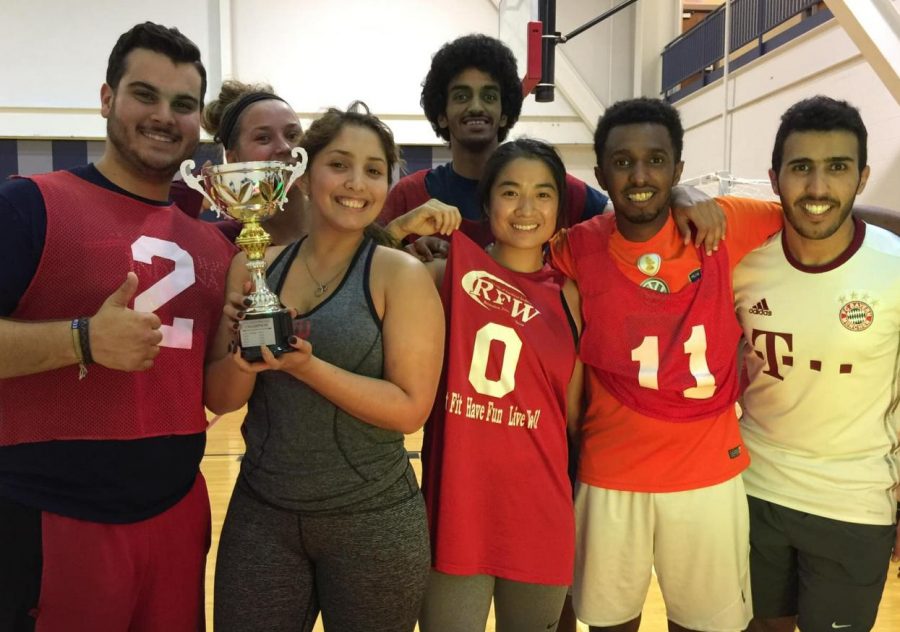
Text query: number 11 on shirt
631 325 716 399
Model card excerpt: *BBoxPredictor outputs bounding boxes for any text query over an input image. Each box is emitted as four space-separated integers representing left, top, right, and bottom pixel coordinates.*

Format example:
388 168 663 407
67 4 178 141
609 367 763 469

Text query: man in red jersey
0 22 234 632
551 98 783 632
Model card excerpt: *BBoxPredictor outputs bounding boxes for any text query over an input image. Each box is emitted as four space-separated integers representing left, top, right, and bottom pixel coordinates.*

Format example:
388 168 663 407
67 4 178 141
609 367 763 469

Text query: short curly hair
421 34 523 143
594 98 684 165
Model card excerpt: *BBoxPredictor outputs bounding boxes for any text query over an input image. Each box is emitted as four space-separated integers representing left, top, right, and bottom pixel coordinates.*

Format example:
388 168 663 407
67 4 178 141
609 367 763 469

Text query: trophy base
239 310 296 362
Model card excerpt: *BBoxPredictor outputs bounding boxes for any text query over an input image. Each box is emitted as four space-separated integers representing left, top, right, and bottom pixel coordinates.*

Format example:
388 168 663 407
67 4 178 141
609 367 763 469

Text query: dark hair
477 138 569 231
594 97 684 164
203 80 295 150
301 102 400 248
301 101 399 185
421 34 523 143
107 22 207 105
771 95 867 173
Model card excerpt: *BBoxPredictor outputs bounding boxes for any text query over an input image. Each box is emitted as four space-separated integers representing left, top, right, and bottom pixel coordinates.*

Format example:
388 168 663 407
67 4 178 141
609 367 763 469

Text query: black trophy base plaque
239 310 296 362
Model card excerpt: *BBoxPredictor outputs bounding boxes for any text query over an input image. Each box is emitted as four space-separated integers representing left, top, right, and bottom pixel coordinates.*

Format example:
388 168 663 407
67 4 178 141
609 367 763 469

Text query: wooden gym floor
202 408 899 631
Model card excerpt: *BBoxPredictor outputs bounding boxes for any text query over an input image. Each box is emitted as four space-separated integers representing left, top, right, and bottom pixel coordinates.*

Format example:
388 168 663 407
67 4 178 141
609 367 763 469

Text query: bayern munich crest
838 300 874 331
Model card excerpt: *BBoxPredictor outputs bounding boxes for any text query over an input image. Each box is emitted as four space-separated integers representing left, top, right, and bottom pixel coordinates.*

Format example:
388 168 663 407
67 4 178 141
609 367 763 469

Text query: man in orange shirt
551 98 782 632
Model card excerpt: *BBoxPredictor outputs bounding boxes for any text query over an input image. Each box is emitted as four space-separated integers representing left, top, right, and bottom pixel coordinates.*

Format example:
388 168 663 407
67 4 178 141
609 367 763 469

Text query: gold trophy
180 147 307 361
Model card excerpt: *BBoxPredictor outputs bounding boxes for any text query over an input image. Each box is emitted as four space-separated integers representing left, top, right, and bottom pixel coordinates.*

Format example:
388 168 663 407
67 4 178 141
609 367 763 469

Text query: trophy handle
284 147 308 192
179 160 219 211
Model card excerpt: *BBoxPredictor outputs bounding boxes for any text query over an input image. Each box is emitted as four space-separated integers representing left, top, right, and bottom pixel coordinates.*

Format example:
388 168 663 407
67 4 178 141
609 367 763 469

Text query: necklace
302 244 353 297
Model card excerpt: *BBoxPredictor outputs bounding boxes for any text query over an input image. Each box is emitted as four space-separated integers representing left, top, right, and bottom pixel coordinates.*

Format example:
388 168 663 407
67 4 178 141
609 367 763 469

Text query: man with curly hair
378 34 609 259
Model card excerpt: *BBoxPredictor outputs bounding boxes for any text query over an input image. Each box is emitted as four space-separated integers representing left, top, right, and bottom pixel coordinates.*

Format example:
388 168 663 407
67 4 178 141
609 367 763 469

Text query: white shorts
572 476 751 631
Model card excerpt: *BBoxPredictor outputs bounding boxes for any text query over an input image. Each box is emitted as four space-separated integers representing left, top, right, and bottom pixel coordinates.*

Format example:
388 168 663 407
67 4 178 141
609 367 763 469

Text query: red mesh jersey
569 213 741 421
550 197 783 492
0 171 235 445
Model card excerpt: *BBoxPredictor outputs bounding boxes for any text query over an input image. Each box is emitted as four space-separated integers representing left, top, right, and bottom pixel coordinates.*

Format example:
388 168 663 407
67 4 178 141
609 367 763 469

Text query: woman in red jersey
419 138 584 632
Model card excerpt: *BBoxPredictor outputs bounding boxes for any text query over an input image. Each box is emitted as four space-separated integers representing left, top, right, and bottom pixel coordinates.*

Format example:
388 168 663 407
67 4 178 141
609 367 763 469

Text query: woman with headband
200 80 307 244
200 81 460 247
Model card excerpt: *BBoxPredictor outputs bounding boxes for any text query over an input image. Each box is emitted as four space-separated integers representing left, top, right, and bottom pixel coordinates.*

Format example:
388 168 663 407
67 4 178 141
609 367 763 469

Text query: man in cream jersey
734 96 900 632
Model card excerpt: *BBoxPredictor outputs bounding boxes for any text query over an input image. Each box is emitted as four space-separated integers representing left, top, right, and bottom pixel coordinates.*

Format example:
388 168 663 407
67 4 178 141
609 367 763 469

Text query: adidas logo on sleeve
748 299 772 316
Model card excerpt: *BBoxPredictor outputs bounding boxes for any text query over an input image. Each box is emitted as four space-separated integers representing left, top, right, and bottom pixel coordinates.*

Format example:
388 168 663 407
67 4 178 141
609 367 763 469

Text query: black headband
215 92 289 149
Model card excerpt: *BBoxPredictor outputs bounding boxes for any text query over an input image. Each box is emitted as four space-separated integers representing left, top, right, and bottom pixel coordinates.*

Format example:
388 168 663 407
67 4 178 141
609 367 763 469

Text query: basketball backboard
499 0 543 96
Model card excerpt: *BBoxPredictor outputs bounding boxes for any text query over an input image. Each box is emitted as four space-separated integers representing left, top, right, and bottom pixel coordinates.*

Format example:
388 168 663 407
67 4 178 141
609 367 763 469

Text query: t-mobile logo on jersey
750 329 853 380
460 270 541 326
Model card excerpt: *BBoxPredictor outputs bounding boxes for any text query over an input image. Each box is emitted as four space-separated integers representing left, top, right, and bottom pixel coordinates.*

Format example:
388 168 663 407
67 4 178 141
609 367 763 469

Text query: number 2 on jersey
131 236 196 349
630 325 716 399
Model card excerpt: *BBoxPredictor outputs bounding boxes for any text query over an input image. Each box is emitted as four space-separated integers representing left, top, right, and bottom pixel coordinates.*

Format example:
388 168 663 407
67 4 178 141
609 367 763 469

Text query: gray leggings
419 570 569 632
214 474 431 632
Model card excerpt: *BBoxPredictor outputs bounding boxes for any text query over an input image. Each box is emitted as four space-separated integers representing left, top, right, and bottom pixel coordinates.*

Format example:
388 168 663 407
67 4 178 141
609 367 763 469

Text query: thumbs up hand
89 272 163 371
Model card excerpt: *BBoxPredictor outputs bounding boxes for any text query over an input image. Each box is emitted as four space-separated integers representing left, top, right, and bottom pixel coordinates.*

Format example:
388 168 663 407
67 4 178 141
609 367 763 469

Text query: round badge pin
637 253 662 276
640 277 669 293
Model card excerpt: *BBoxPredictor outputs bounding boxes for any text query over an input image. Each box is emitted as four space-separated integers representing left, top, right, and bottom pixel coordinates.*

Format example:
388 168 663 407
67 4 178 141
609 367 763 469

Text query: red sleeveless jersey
0 171 235 445
569 214 741 421
422 232 576 585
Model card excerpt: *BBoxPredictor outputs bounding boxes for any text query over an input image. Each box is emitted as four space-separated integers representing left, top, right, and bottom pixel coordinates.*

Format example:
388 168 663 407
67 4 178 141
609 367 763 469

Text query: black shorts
0 497 41 632
748 496 896 631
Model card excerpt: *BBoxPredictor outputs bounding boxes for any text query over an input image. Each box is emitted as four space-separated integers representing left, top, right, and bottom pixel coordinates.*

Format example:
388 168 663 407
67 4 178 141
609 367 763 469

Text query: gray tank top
239 237 413 513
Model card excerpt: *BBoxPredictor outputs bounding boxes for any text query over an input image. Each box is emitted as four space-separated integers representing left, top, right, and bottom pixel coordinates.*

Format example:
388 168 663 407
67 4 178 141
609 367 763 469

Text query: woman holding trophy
196 80 459 248
204 103 443 632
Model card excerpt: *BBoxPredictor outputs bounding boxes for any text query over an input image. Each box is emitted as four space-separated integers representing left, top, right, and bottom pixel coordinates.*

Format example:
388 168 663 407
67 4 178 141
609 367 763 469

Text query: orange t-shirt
551 197 783 492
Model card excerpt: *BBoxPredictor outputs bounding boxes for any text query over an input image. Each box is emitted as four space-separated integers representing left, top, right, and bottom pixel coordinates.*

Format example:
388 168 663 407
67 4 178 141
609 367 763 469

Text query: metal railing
662 0 831 101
